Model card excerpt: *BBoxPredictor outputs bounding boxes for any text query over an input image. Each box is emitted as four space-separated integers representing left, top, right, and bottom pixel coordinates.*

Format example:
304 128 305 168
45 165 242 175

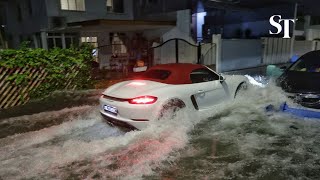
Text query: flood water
1 78 320 179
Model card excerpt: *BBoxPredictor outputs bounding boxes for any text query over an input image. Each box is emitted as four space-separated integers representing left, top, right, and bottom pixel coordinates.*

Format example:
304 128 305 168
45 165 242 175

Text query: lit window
60 0 85 11
81 37 97 44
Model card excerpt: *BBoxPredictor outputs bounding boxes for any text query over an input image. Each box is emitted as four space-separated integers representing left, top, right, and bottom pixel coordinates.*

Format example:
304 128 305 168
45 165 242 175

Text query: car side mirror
219 75 226 83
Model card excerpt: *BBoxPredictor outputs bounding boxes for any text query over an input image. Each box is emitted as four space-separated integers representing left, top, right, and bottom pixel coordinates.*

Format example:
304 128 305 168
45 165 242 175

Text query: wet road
1 79 320 179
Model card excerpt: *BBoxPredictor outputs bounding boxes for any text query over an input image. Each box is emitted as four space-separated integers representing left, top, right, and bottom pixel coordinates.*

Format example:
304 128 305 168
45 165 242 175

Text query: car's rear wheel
235 82 248 98
158 98 186 120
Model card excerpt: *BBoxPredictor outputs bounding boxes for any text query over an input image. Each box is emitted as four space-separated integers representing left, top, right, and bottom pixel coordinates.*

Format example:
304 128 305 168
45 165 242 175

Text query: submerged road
1 78 320 179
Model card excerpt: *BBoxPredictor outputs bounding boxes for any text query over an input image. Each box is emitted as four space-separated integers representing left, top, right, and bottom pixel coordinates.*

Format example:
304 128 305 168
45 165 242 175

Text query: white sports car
100 63 248 130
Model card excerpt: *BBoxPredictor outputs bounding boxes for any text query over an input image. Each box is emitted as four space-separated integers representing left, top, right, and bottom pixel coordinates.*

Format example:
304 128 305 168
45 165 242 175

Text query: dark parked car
277 50 320 109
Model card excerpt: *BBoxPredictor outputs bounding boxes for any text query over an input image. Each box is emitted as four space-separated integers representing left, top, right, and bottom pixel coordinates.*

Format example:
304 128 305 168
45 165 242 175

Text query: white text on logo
269 15 296 39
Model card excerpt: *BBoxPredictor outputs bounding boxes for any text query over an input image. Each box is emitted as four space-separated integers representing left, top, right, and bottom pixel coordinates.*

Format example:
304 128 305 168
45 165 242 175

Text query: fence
262 38 320 65
152 38 215 66
0 66 80 109
262 38 291 65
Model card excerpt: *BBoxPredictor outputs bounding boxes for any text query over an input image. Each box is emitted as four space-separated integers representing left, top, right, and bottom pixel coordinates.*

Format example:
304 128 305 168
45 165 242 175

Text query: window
81 37 97 46
311 16 320 26
106 0 124 13
66 34 77 48
106 0 113 12
143 70 171 80
47 37 62 49
60 0 85 11
289 54 320 73
190 68 219 83
47 33 77 49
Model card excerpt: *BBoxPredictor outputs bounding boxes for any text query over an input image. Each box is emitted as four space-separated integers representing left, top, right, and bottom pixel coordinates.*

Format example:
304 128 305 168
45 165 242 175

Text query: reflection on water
1 78 320 179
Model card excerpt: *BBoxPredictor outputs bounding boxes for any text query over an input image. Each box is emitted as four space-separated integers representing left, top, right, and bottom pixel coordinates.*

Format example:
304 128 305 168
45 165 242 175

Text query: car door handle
198 90 204 93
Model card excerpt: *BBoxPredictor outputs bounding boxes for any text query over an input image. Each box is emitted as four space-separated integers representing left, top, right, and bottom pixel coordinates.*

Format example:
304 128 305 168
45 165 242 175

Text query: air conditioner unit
48 16 67 29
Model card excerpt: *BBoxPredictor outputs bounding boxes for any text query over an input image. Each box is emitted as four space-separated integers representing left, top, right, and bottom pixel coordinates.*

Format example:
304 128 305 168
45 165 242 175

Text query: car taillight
129 96 157 104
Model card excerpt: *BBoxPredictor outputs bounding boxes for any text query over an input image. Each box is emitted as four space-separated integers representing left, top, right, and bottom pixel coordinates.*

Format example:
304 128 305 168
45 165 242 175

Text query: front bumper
100 110 148 130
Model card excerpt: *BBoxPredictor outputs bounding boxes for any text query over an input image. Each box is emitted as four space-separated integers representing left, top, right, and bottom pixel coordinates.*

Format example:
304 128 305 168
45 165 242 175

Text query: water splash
153 80 320 179
1 77 318 179
0 102 201 179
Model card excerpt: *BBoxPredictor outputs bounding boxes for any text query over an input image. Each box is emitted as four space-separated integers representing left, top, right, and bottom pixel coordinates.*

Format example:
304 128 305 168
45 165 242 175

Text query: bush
0 43 94 99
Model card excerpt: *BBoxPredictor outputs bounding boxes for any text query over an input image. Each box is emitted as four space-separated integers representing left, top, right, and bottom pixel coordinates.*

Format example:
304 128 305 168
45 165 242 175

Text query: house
0 0 193 69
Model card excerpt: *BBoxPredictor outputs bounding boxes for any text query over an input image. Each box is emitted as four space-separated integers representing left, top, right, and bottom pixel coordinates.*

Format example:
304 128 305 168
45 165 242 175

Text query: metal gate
149 38 215 66
95 38 216 71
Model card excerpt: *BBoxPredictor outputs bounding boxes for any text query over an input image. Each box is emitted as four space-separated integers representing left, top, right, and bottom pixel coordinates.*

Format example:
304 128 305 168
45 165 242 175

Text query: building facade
2 0 136 49
0 0 194 69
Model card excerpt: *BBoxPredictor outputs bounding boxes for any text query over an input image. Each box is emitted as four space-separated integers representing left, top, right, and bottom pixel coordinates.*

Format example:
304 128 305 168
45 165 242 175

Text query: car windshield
190 68 219 83
289 54 320 73
142 69 171 80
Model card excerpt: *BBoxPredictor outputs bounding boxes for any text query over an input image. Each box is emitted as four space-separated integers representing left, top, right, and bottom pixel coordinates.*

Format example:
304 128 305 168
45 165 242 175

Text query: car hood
103 80 168 99
279 71 320 94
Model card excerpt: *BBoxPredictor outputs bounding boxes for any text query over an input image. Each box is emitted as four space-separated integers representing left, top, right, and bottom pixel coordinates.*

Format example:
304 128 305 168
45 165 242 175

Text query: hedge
0 43 94 99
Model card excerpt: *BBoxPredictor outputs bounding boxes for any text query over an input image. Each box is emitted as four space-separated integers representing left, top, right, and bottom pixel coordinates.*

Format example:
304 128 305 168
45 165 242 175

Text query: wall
294 40 314 56
221 39 262 72
262 37 291 64
45 0 134 23
223 20 270 39
5 0 48 48
0 2 6 26
221 4 294 39
134 0 191 20
306 28 320 41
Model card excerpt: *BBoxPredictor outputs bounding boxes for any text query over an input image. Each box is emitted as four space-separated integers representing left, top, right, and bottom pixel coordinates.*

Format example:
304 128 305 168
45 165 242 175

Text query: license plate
104 105 118 115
